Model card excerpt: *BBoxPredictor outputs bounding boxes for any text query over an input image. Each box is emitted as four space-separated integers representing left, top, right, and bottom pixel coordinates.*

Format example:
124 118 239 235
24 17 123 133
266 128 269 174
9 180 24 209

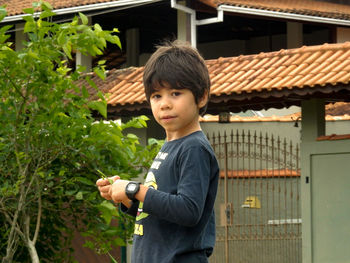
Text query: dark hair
143 40 210 116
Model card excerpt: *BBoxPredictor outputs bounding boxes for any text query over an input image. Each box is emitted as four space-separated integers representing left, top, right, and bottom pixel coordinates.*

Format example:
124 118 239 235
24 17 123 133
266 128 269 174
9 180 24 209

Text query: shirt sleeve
120 201 139 217
142 145 211 226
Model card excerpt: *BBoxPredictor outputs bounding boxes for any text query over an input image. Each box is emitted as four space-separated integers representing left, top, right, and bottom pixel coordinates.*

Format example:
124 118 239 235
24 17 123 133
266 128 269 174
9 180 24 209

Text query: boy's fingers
96 178 111 186
96 176 120 186
98 185 110 192
100 192 112 200
111 175 120 181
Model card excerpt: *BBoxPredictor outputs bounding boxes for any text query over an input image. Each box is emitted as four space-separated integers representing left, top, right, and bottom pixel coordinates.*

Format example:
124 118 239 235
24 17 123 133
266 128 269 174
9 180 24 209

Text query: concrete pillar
300 98 325 263
301 99 325 142
177 0 191 43
15 23 26 51
287 22 303 49
76 16 92 72
335 27 350 43
76 51 92 72
126 28 140 67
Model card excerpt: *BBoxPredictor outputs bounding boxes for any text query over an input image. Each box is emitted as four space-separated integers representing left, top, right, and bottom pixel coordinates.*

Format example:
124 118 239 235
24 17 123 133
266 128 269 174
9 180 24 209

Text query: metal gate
208 130 301 263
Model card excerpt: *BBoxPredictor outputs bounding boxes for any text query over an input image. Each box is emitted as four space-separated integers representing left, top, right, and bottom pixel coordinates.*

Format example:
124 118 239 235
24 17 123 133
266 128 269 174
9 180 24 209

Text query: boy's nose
160 97 171 110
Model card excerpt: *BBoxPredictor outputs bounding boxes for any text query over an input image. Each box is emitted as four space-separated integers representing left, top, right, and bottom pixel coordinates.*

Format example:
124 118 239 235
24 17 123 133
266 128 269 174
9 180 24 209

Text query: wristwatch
125 181 141 201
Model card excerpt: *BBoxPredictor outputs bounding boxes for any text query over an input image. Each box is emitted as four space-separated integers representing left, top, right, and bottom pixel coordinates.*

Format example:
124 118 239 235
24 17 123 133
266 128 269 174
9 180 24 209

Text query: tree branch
0 198 26 262
33 179 42 245
0 67 26 99
24 214 30 241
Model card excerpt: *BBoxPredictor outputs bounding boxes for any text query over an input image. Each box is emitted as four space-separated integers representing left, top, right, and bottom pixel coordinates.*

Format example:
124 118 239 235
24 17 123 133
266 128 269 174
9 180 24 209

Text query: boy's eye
172 91 181 96
151 94 161 99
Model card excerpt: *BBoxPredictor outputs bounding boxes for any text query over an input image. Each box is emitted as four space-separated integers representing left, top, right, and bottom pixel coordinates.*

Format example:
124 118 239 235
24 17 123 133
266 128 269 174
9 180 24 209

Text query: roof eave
1 0 162 23
207 84 350 114
106 84 350 117
218 4 350 27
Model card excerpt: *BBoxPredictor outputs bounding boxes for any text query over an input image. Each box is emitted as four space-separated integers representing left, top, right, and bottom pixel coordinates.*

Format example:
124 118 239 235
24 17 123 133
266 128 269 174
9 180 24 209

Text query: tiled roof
317 134 350 141
199 113 350 123
199 0 350 21
3 0 350 20
206 42 350 113
83 41 350 116
0 0 113 16
0 0 161 19
219 169 300 178
326 102 350 116
77 66 146 106
207 42 350 95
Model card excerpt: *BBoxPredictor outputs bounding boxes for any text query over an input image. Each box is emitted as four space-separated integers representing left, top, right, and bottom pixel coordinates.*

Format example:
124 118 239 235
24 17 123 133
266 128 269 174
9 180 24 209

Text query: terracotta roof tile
207 42 350 97
3 0 350 20
5 0 154 17
201 0 350 21
317 134 350 141
326 102 350 115
81 41 350 115
219 169 300 178
199 113 350 123
0 0 114 16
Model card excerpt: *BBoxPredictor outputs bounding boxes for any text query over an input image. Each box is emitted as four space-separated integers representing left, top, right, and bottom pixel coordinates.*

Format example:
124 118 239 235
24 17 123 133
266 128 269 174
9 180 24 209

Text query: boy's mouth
161 115 176 121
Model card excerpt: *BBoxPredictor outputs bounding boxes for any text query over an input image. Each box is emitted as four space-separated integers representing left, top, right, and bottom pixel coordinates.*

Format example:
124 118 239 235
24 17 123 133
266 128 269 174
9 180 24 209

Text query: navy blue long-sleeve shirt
124 131 219 263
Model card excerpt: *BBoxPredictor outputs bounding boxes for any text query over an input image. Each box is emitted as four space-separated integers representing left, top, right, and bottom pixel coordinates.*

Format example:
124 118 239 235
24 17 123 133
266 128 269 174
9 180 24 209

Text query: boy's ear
198 90 209 108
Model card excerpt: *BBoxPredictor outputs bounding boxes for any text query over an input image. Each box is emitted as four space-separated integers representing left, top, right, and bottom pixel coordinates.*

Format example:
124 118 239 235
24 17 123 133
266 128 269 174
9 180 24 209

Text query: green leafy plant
0 2 162 262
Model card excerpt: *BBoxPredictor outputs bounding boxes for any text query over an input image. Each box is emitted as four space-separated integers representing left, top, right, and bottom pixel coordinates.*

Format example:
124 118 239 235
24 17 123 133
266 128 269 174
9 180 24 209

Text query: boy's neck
166 122 202 141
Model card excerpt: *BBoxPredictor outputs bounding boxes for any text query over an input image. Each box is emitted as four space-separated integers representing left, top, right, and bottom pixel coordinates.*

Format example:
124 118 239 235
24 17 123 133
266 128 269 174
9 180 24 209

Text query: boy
96 40 219 263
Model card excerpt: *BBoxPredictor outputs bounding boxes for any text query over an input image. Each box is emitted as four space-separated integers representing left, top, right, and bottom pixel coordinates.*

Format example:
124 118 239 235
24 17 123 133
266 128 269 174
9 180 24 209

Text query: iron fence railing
208 130 301 263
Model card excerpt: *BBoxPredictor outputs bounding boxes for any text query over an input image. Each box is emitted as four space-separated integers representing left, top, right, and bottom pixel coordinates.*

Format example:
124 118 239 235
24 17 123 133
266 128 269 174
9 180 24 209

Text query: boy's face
150 82 207 141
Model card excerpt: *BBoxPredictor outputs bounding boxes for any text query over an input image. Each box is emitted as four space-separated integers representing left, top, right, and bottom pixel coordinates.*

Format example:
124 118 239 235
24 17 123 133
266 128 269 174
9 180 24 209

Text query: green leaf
108 252 119 263
75 176 94 186
112 237 126 247
75 191 83 200
81 86 89 98
40 10 56 19
0 25 12 44
32 2 40 8
23 18 36 33
0 8 6 22
79 12 88 25
22 8 34 15
98 201 117 225
127 133 139 140
62 42 72 59
93 67 106 80
140 115 149 121
27 50 40 59
85 76 98 90
92 45 103 55
94 23 102 32
98 200 117 212
41 1 53 11
104 229 118 236
112 35 122 49
57 32 66 46
96 91 106 101
57 112 69 118
88 100 107 118
65 190 77 196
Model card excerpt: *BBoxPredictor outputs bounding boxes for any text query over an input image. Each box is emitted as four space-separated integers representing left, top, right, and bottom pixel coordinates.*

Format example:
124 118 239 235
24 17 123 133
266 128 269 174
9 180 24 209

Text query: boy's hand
109 179 130 203
96 176 119 200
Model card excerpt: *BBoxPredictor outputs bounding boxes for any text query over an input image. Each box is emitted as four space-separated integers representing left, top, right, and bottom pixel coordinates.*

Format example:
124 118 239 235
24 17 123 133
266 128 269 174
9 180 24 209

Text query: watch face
128 184 137 191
